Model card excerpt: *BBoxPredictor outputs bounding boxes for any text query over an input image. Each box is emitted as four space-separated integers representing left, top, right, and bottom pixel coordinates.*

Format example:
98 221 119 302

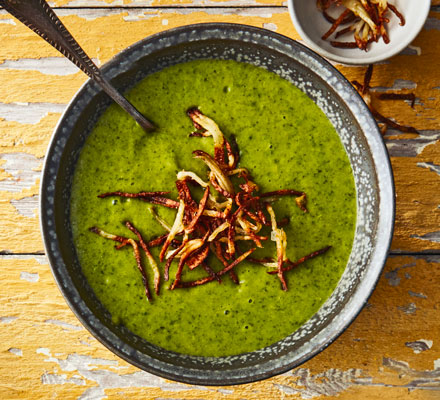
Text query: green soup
70 59 356 357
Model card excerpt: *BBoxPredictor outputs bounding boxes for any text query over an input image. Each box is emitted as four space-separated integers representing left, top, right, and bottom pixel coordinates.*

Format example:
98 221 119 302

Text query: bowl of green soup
40 23 394 385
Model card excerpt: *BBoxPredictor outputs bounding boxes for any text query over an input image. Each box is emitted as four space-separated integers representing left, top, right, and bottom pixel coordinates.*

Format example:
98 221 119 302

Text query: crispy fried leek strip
282 246 331 273
159 200 185 262
210 242 239 283
94 110 323 294
98 190 169 198
377 92 416 107
322 8 352 40
267 246 332 274
217 248 256 277
187 107 226 165
170 235 209 290
174 275 217 288
126 237 152 301
266 204 288 291
388 3 404 26
224 136 238 169
319 0 405 51
186 245 210 270
176 170 209 188
202 262 222 283
352 64 419 135
208 221 229 242
164 242 186 282
176 179 198 216
89 226 152 301
247 256 278 269
261 189 308 213
149 207 171 232
89 226 127 244
125 221 160 296
341 0 378 38
185 186 210 234
193 150 235 197
98 191 180 209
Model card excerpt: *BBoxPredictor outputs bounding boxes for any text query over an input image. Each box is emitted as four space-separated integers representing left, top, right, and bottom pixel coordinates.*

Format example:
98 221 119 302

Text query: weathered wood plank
43 0 440 8
0 255 438 399
0 8 439 253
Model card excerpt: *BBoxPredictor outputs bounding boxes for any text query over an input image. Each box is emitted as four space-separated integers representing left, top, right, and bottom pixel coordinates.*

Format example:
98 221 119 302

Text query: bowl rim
287 0 431 65
39 22 395 386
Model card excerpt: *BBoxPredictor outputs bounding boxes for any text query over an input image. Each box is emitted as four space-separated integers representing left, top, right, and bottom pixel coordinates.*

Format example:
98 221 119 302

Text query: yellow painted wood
1 255 438 399
0 9 439 253
0 4 439 398
47 0 440 7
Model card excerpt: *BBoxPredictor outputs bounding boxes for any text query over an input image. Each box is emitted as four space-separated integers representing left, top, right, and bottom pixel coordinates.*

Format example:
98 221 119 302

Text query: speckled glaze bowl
40 23 394 385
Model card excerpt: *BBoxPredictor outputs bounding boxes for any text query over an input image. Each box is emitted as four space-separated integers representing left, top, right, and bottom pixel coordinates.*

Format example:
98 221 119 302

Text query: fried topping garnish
125 221 160 296
317 0 405 51
92 109 331 299
89 226 152 301
353 64 419 135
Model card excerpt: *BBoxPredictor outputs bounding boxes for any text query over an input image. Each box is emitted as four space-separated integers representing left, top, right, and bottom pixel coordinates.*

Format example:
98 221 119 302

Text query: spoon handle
0 0 155 131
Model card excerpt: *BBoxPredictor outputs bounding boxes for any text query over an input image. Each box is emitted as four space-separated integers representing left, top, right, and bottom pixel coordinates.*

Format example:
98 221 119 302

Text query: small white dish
288 0 431 64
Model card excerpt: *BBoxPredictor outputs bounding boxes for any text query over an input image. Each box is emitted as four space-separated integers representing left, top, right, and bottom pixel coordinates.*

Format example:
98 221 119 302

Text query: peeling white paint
8 348 23 357
435 359 440 370
0 153 42 192
44 319 84 331
161 19 169 26
0 316 18 323
408 291 427 299
42 372 86 385
0 19 16 25
36 348 209 400
411 231 440 244
263 23 278 32
417 162 440 176
0 57 83 76
217 388 234 394
373 79 417 92
276 368 372 399
397 302 417 315
0 102 66 124
384 262 415 286
405 339 433 354
385 130 440 158
10 195 39 218
20 271 39 282
383 357 440 383
122 7 281 21
1 254 48 264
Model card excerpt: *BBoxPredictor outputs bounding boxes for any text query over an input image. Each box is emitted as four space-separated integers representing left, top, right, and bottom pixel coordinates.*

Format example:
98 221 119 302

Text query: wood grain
0 8 439 253
43 0 440 8
0 3 439 399
1 255 438 399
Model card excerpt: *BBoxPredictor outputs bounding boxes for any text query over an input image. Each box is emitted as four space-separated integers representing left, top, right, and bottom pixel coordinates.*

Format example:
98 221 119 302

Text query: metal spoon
0 0 155 131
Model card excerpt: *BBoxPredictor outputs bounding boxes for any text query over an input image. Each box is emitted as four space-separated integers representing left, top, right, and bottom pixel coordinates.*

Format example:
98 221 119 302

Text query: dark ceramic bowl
40 23 394 386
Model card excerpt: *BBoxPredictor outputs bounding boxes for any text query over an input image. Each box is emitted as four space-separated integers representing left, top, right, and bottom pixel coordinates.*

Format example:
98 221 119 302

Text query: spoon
0 0 155 131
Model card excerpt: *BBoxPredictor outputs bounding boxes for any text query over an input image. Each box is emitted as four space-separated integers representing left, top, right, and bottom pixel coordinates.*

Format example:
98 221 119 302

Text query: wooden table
1 1 439 399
